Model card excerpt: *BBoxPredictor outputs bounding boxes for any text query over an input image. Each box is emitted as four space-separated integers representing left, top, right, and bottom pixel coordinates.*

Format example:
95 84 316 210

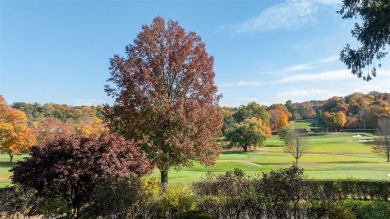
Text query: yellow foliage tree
0 96 36 162
251 117 272 138
75 116 108 137
322 111 347 132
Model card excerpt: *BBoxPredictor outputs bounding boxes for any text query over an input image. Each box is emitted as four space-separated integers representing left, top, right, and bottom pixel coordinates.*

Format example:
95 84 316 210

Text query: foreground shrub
0 185 36 218
342 200 390 219
156 185 197 218
11 134 153 218
193 168 254 218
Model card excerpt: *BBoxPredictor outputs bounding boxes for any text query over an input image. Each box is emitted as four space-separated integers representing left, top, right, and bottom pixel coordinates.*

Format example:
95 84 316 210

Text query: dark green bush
175 211 216 219
343 200 390 219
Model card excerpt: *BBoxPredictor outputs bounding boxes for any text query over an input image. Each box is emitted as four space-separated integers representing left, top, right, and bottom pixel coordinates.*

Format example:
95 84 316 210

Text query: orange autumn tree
268 109 289 132
0 95 36 162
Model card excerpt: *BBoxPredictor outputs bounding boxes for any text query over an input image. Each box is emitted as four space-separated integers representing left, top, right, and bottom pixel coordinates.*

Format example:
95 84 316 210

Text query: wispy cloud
276 89 336 102
230 0 340 33
257 56 339 76
277 69 354 83
318 55 339 64
280 63 315 72
220 81 263 87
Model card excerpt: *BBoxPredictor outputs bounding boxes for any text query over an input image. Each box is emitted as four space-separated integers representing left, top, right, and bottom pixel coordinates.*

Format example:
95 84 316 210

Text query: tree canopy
225 117 271 152
0 96 36 162
11 134 152 217
339 0 390 81
104 17 223 187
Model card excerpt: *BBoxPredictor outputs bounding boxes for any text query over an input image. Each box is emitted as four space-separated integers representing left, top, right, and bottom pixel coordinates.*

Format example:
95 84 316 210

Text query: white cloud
281 63 315 72
234 0 315 32
220 81 263 87
230 0 340 33
277 69 354 83
318 55 339 64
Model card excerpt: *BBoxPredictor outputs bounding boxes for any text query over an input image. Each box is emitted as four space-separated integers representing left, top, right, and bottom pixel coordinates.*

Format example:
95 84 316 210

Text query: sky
1 0 389 107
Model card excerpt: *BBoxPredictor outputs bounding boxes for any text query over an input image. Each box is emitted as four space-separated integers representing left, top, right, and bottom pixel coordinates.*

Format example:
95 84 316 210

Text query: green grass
0 154 27 187
153 132 390 184
2 131 390 187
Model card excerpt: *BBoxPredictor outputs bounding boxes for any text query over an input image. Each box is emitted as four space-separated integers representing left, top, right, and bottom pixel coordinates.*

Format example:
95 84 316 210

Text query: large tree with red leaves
11 134 152 218
105 17 223 188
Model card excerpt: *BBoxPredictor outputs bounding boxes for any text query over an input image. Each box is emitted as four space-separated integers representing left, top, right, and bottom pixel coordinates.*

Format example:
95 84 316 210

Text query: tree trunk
243 145 248 152
9 154 13 163
160 168 168 191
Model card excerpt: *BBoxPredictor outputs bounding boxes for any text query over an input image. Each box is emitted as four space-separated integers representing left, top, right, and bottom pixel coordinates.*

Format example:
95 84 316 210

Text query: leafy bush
343 200 390 219
156 185 197 218
176 211 216 219
88 176 159 218
0 185 37 218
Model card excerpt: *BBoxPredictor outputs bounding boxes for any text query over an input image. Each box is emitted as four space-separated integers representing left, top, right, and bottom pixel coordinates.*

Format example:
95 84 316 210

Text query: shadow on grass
222 150 249 154
0 161 17 168
258 160 376 165
306 133 328 137
327 160 375 164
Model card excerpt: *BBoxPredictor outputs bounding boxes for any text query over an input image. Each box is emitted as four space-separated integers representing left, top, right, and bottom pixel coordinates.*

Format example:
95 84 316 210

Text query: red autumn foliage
11 134 153 217
105 17 223 187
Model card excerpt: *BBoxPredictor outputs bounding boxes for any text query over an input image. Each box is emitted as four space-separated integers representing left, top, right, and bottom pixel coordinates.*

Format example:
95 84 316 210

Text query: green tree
225 118 269 152
233 102 270 125
105 17 223 188
339 0 390 81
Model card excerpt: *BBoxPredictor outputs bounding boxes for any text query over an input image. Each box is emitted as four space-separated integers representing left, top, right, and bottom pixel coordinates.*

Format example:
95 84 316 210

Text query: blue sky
1 0 389 107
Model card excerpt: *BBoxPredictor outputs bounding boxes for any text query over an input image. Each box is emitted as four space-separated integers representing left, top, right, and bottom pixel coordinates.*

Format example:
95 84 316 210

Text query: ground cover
1 127 389 187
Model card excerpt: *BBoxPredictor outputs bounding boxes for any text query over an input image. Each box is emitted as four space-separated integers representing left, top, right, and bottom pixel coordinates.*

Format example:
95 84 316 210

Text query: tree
283 128 309 165
339 0 390 81
234 102 270 125
278 126 291 146
0 95 36 162
74 116 108 137
104 17 223 188
323 111 347 131
268 109 289 132
285 100 298 120
225 118 270 152
11 134 153 218
376 117 390 162
33 118 75 144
